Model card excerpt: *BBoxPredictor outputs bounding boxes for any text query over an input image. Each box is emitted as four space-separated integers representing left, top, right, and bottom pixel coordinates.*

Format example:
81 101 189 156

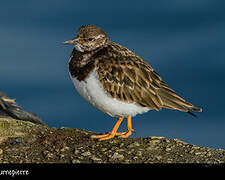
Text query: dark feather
187 111 198 118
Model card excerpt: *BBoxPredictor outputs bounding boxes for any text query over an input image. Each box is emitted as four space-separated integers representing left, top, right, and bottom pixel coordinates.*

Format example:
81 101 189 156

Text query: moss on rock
0 117 224 164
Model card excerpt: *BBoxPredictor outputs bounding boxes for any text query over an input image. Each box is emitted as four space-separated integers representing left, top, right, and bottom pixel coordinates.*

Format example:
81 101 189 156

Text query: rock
81 151 91 157
0 117 224 163
127 142 140 148
0 93 45 126
165 147 172 152
0 92 225 164
155 155 162 161
91 156 102 162
110 152 124 161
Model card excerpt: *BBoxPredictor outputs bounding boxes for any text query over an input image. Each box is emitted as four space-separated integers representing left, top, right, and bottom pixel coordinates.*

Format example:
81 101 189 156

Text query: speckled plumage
66 25 201 115
63 25 202 140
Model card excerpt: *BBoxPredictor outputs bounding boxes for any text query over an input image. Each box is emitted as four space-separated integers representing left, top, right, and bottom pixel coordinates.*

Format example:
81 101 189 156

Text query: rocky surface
0 92 45 126
0 117 225 163
0 93 224 164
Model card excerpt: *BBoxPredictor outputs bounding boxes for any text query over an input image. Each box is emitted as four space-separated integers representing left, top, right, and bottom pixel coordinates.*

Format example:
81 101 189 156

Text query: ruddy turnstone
62 25 202 141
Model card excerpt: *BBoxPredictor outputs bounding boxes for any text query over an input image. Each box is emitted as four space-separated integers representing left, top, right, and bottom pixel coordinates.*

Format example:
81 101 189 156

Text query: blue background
1 0 225 149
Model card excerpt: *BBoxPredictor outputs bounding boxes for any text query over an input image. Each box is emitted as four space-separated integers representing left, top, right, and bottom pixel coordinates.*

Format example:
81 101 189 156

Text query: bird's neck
68 45 107 81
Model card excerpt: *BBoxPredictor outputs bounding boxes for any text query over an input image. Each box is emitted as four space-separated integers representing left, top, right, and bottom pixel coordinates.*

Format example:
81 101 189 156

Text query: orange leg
118 116 135 138
91 116 135 141
91 116 124 141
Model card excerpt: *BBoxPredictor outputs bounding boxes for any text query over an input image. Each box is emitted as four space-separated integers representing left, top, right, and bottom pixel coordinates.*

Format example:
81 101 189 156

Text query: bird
62 25 202 141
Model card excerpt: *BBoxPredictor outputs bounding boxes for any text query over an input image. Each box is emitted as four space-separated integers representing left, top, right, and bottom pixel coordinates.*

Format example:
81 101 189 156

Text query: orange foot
91 116 135 141
91 132 116 141
117 130 135 138
117 116 135 138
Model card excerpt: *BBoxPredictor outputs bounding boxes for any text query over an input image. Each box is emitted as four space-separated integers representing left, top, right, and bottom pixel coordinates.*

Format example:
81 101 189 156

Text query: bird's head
62 25 109 52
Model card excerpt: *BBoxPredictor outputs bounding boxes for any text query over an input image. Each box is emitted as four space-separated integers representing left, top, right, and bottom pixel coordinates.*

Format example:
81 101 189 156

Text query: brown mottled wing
96 42 202 112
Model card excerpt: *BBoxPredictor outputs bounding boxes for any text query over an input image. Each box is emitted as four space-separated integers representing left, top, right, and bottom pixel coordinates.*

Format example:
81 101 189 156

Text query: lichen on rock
0 117 224 163
0 93 225 164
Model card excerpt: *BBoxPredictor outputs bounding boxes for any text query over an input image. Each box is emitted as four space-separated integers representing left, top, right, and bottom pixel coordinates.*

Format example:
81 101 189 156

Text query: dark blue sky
1 0 225 149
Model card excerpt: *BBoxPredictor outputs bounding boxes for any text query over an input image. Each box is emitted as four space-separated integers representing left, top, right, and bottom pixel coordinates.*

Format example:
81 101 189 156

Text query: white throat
75 44 84 52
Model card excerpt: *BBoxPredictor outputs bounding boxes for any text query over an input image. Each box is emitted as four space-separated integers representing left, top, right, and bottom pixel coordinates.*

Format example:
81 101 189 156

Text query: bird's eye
88 38 94 41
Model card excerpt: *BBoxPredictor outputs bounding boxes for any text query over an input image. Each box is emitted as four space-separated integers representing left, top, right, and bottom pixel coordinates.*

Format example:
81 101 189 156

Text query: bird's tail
158 86 202 117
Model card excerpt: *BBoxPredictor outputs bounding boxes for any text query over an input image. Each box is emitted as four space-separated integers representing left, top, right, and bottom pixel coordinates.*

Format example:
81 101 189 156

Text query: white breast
70 68 150 117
